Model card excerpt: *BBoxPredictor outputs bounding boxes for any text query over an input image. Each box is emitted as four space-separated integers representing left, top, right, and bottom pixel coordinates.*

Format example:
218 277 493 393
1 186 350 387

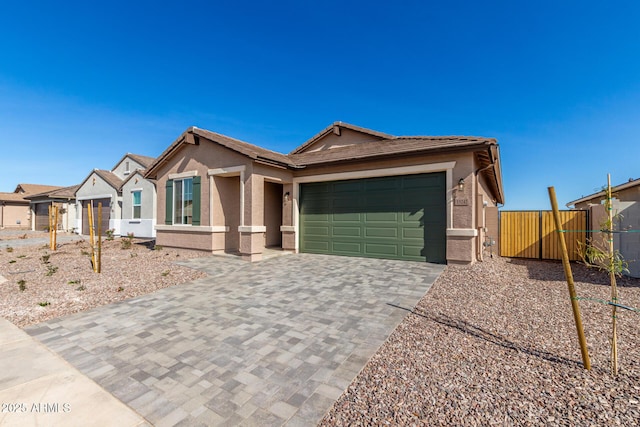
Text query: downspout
1 202 4 228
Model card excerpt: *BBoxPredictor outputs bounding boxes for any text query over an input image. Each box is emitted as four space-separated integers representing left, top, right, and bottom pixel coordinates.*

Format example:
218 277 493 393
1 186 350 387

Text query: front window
132 191 141 219
173 178 193 224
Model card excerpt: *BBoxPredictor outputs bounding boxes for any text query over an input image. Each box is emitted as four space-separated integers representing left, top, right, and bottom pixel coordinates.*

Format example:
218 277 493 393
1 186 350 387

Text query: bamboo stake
88 202 97 272
53 206 58 250
607 174 619 375
97 202 102 274
48 205 53 249
548 186 591 370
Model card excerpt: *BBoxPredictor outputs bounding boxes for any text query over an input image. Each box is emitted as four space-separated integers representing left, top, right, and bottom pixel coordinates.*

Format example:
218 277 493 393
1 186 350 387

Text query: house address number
454 198 469 206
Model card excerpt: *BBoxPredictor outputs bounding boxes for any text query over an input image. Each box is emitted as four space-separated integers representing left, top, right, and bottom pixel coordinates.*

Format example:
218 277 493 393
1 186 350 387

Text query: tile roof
14 183 63 195
0 192 29 202
24 184 80 200
123 153 156 169
93 170 124 190
193 128 292 166
566 177 640 207
289 136 497 166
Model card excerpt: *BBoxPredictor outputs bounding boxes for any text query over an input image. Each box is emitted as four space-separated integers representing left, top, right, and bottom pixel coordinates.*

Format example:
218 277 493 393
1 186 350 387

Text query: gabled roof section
24 184 80 200
290 122 393 154
77 169 124 193
145 126 294 179
120 169 153 189
566 177 640 207
14 183 63 195
112 153 156 171
289 135 497 166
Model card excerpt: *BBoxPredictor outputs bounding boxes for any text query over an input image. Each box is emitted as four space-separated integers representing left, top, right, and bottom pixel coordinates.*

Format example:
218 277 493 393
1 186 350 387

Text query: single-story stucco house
75 153 156 237
24 184 80 232
144 122 504 264
0 184 63 229
567 177 640 278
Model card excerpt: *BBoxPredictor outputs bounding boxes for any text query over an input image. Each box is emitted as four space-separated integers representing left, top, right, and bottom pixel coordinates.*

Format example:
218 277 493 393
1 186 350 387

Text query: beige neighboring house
75 153 156 237
567 177 640 278
0 184 63 229
145 122 504 264
24 185 80 232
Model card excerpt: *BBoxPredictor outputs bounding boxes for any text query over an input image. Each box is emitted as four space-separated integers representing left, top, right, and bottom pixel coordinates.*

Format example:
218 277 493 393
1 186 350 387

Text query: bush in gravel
153 245 163 251
6 247 13 253
117 286 124 292
18 280 26 292
121 232 135 250
9 260 16 264
41 254 50 264
105 229 115 241
38 302 50 307
45 265 58 276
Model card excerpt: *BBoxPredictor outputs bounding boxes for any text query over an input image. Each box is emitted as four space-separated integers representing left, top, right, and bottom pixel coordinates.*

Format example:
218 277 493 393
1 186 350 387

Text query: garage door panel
365 179 401 191
332 227 361 237
300 172 445 263
332 242 362 253
333 212 361 222
304 226 330 236
305 241 330 251
365 227 398 238
365 212 398 222
333 181 363 193
365 243 399 256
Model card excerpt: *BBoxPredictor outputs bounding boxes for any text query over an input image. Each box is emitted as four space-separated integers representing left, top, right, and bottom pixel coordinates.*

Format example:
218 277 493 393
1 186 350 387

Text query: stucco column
280 183 296 251
239 173 266 261
447 168 476 264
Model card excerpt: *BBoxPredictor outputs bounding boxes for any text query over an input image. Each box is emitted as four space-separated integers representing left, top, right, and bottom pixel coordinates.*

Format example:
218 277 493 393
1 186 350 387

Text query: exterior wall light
457 178 465 192
284 192 290 202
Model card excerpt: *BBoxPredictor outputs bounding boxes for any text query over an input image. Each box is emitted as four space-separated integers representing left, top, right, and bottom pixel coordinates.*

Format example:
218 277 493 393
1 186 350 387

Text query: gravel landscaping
0 233 209 327
321 256 640 426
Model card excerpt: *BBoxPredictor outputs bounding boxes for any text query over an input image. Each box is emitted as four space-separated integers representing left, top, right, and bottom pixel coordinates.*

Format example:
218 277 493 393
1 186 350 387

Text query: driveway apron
25 253 444 426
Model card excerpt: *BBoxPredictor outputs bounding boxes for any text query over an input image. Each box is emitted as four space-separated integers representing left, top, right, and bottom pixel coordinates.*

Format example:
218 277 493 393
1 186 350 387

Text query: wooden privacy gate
500 210 588 260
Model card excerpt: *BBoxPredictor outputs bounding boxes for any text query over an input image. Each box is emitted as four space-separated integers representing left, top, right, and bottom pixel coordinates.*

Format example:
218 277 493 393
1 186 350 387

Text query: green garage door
300 173 446 263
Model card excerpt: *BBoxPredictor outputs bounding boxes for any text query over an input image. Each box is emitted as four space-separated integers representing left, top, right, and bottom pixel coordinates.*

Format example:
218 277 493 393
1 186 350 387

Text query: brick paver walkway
26 254 443 426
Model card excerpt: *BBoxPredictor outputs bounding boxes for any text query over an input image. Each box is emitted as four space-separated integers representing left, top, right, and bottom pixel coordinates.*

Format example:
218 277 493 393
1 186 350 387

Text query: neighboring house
0 192 30 229
24 185 80 232
145 122 504 264
567 177 640 278
75 153 156 237
0 183 63 229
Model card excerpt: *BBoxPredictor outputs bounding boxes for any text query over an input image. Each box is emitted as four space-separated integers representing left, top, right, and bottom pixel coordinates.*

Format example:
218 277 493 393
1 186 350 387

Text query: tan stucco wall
0 202 30 229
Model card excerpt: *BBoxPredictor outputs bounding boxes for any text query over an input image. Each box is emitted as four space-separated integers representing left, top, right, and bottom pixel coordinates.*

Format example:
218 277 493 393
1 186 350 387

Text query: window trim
131 189 142 219
173 177 194 225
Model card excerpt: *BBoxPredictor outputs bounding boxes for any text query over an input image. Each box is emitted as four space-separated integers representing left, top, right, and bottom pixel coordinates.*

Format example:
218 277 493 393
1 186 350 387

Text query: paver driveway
26 253 444 426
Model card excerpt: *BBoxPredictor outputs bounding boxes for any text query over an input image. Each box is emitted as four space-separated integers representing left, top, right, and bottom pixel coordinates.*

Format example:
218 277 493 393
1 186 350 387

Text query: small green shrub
9 260 16 264
45 265 58 276
68 279 81 285
17 254 26 258
153 245 163 251
161 270 170 277
41 254 50 264
120 232 135 250
6 247 13 253
105 229 115 241
18 280 26 292
117 286 124 292
38 302 50 307
81 250 90 256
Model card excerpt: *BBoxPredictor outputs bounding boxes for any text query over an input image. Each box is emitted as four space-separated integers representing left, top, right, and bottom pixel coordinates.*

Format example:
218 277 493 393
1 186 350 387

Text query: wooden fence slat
500 210 587 261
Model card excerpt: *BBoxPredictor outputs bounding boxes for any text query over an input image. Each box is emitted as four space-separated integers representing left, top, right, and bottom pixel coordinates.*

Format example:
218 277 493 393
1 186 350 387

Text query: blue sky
1 1 639 209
